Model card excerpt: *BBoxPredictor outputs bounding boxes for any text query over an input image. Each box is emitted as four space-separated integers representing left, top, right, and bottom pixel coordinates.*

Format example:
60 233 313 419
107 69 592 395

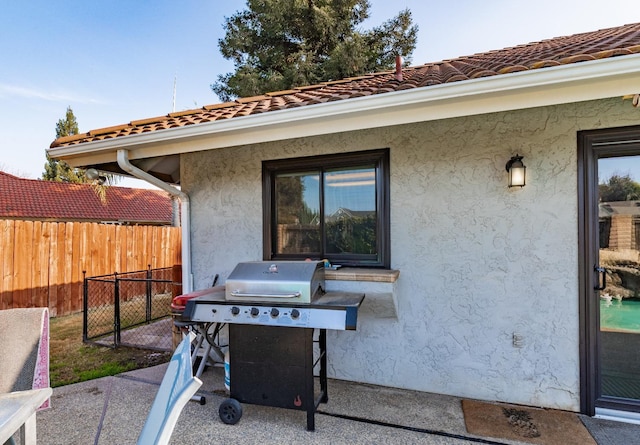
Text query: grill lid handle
229 290 302 299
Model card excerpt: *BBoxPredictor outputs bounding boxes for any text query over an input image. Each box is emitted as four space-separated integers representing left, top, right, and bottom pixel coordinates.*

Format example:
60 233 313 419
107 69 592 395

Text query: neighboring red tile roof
0 171 173 224
51 22 640 149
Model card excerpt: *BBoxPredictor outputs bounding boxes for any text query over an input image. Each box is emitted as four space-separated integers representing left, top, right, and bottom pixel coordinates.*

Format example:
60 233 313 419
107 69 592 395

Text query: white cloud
0 83 106 104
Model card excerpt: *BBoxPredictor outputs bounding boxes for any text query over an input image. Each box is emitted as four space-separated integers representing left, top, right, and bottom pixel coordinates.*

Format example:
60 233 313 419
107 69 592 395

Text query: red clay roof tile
203 102 237 111
168 109 203 118
236 95 271 103
50 22 640 149
265 89 299 97
89 124 131 137
0 171 173 224
130 116 169 126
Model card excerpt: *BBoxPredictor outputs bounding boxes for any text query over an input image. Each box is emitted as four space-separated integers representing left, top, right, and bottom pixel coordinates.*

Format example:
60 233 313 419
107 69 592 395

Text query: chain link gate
83 266 175 351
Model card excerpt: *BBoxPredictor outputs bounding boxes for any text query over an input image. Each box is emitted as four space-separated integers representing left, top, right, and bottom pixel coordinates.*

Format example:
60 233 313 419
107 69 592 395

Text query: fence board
48 223 59 317
92 224 102 276
56 222 69 316
14 221 32 307
1 220 15 309
34 222 50 308
114 225 123 274
101 224 111 275
160 226 168 268
62 222 74 314
104 225 115 275
146 226 152 266
174 229 181 265
69 222 80 313
0 220 181 316
88 223 98 275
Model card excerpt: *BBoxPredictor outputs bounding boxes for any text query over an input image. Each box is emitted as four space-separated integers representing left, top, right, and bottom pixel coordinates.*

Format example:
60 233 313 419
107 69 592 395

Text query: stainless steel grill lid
225 261 325 303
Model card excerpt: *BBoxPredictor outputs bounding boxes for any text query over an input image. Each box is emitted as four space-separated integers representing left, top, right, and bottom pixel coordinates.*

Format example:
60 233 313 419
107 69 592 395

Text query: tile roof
0 171 173 224
51 22 640 149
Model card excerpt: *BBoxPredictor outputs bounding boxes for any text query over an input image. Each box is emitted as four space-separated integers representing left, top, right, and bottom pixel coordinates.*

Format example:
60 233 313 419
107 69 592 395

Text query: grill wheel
219 398 243 425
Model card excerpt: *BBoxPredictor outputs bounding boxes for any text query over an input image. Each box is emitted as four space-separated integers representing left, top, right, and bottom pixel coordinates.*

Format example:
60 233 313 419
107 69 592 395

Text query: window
262 149 390 268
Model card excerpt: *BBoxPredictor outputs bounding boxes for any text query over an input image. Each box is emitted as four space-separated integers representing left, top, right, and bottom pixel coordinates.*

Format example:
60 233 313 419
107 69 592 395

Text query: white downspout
116 149 193 293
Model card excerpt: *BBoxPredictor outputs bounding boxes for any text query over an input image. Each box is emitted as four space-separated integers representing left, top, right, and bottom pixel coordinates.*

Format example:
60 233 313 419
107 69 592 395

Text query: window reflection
324 168 376 255
265 149 389 267
275 172 320 254
274 167 377 256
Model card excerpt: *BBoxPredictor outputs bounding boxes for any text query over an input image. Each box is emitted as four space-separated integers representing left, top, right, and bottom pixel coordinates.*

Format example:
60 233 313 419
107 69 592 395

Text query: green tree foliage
326 214 376 254
276 175 321 253
599 174 640 202
276 175 309 224
212 0 418 101
43 107 120 202
43 106 88 183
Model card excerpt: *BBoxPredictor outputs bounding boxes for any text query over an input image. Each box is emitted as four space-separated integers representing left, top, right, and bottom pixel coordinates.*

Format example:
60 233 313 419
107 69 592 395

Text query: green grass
50 312 171 387
76 362 136 382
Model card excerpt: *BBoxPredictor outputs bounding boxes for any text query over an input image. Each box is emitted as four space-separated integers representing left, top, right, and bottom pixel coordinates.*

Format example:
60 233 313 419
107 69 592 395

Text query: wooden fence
0 220 181 317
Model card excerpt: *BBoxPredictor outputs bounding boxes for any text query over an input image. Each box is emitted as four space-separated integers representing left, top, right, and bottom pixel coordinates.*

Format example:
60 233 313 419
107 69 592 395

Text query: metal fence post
114 272 121 347
82 271 88 342
146 264 152 323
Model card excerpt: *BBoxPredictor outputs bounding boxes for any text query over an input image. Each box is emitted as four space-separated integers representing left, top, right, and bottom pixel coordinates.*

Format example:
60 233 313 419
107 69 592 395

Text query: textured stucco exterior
183 98 640 411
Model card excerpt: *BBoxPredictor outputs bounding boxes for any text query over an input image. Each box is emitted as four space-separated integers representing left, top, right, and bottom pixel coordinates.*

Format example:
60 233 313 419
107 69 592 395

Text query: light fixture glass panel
509 165 526 187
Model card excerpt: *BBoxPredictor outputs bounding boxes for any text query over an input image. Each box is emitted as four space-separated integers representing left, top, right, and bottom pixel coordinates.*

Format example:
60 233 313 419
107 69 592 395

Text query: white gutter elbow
116 149 193 293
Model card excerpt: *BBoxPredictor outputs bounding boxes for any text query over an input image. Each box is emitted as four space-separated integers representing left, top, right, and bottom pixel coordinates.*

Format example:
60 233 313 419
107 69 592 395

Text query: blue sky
1 0 638 187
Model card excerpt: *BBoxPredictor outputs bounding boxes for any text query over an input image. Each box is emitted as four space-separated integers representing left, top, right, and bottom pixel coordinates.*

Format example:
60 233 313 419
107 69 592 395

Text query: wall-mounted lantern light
86 168 107 185
506 154 526 188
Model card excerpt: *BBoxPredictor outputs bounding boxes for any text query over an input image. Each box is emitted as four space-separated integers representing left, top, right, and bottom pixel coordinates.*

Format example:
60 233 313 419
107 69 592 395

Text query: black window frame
262 148 390 268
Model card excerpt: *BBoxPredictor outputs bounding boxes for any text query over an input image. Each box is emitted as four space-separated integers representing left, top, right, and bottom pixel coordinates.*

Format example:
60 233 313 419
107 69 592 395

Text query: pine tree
212 0 418 101
43 106 87 183
44 107 120 202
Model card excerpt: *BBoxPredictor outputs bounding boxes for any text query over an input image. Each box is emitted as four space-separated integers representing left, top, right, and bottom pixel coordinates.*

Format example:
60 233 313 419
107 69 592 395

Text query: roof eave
49 53 640 168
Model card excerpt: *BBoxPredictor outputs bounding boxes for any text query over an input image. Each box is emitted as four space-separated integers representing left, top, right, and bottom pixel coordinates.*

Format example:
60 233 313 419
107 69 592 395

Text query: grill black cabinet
228 324 327 430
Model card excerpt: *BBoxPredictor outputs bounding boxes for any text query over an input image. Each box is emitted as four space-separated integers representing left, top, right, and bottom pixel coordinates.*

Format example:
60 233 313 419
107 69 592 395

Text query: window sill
324 268 399 283
325 268 400 319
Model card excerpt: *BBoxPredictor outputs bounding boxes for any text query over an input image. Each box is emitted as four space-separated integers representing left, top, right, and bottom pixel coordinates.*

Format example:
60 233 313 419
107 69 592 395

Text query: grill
182 260 365 431
225 261 324 303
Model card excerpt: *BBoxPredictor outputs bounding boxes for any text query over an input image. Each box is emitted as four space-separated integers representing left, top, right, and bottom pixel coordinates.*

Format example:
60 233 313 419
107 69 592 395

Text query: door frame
578 124 640 416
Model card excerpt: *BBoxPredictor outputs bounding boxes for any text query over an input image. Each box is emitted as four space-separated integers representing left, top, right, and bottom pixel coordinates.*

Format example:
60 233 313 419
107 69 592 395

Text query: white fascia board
49 53 640 166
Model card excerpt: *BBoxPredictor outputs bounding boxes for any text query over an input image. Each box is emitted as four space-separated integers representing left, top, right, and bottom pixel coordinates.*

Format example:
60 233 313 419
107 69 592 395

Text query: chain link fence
83 266 175 351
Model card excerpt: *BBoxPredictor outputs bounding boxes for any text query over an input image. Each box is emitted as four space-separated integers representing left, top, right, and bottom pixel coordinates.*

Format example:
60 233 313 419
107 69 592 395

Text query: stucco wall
183 98 640 411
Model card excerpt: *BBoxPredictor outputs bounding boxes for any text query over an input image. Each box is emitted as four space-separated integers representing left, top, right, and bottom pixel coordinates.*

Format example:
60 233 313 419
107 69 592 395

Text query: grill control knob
291 309 300 319
250 307 260 317
270 308 279 318
230 306 240 316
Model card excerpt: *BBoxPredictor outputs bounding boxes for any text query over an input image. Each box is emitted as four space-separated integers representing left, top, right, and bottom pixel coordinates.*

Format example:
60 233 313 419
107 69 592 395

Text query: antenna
172 74 177 112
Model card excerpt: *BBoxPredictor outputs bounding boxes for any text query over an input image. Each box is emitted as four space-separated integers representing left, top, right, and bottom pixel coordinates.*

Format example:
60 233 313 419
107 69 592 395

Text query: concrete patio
31 361 640 445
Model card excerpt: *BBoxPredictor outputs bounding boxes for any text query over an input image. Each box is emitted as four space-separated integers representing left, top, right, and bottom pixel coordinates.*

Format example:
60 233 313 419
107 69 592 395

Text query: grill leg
307 409 315 431
319 329 328 403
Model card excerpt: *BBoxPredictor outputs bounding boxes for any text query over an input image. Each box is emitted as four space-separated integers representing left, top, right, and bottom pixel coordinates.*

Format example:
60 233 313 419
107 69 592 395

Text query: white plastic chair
0 308 50 404
137 333 202 445
0 307 51 445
